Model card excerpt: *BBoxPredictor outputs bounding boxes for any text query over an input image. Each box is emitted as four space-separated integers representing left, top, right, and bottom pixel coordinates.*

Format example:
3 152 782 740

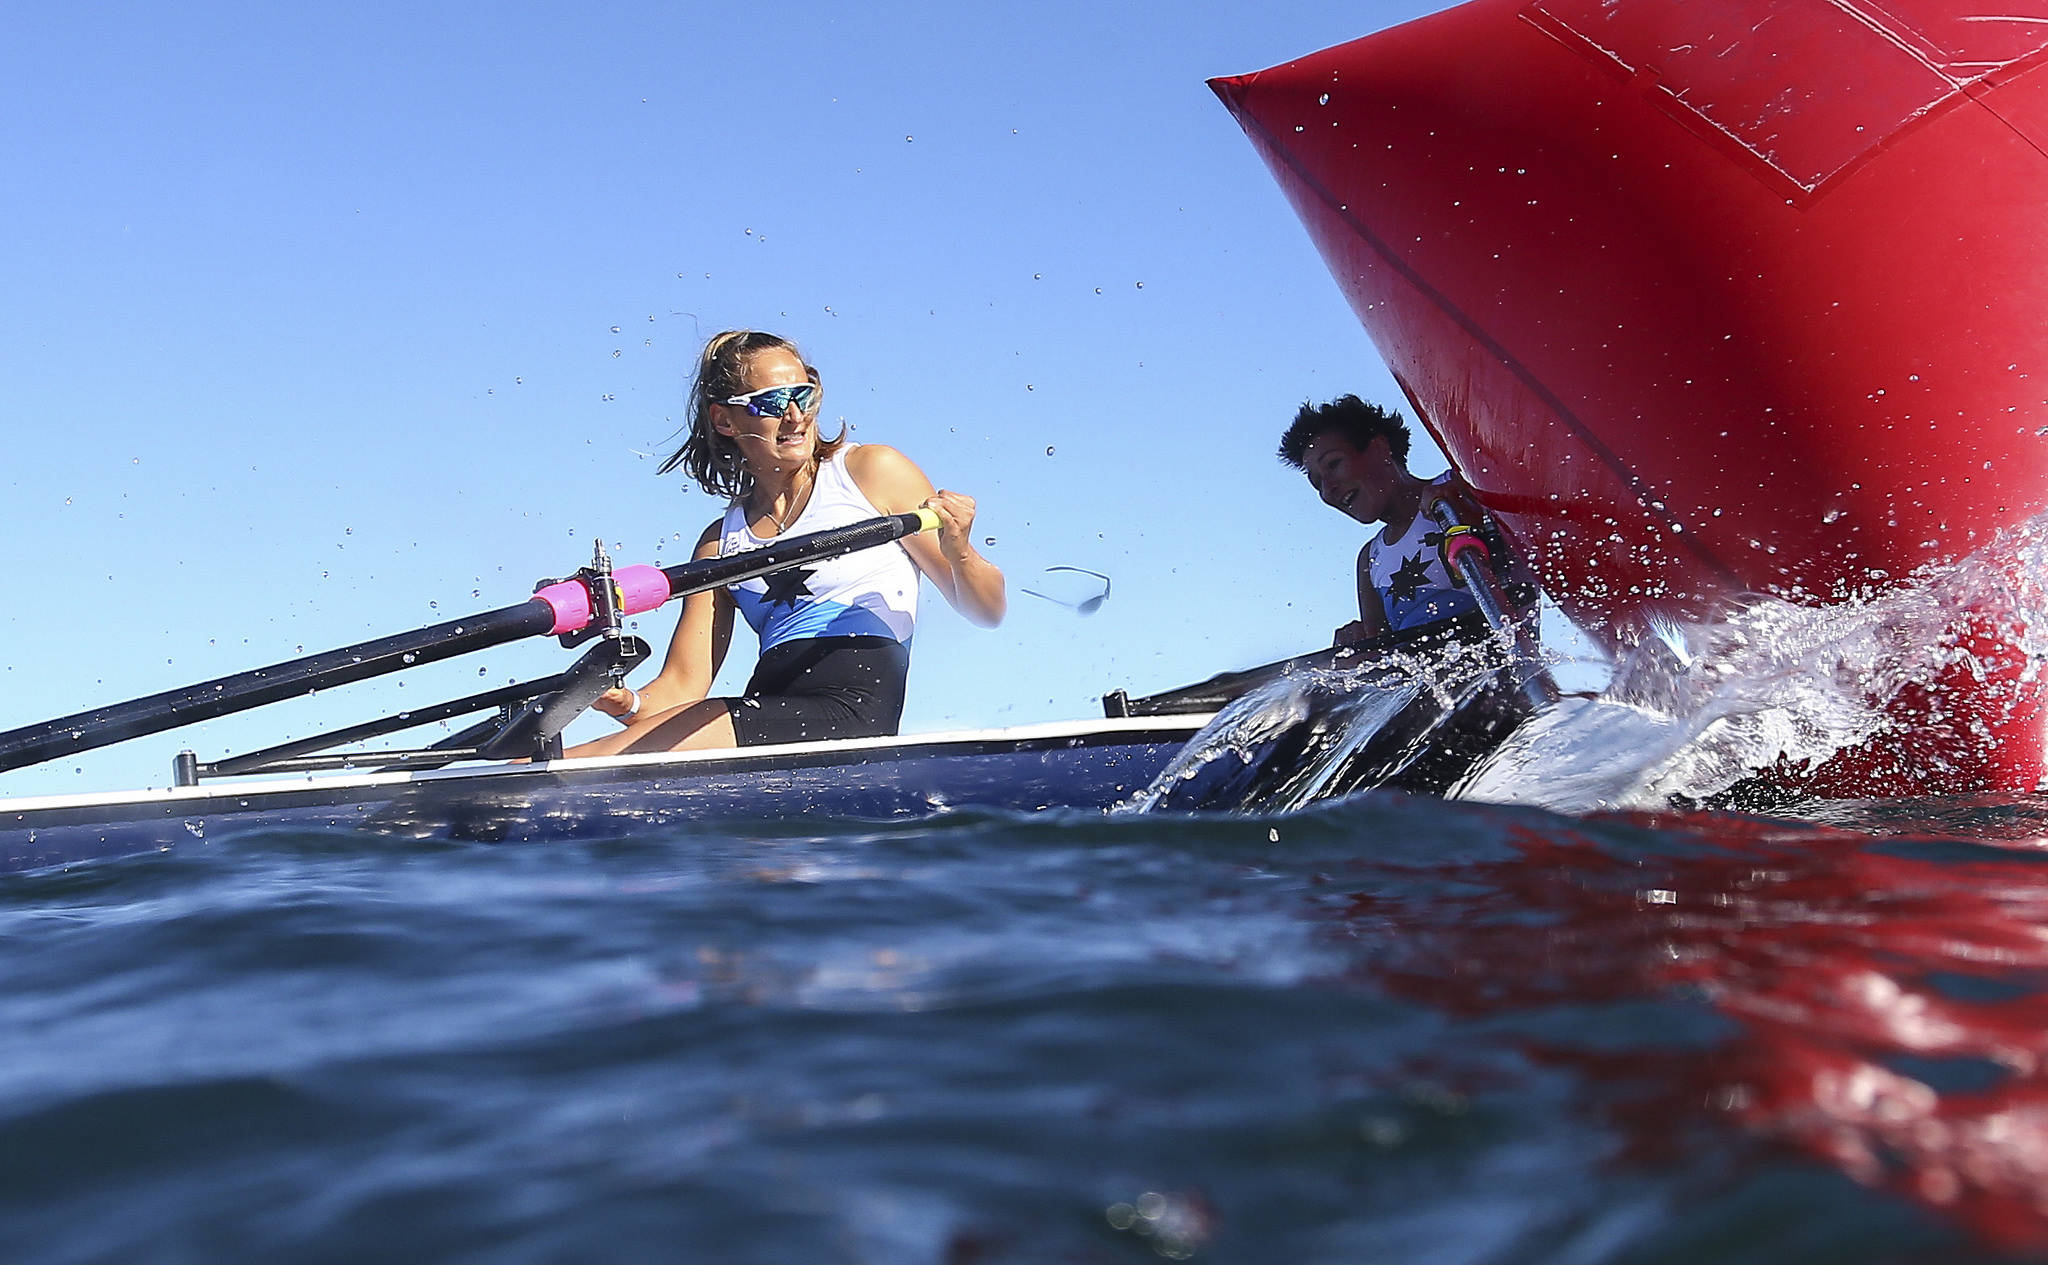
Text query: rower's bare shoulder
845 443 935 511
694 518 724 556
845 443 914 479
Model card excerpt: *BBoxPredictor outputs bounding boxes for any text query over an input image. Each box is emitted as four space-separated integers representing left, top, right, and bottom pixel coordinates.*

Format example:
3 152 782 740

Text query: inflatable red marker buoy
1215 0 2048 794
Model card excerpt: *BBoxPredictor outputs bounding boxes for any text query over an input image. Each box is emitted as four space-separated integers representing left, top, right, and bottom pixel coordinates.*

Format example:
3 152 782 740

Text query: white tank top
719 445 921 652
1367 473 1480 632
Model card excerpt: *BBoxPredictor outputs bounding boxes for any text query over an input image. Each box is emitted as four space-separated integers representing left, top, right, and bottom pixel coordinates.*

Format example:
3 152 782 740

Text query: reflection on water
1317 799 2048 1256
8 786 2048 1257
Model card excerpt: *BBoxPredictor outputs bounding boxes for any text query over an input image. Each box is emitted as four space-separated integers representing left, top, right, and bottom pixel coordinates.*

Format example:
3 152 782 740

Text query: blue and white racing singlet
719 445 921 652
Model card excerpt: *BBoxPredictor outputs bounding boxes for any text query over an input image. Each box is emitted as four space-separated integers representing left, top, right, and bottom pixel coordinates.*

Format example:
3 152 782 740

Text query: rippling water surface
9 792 2048 1263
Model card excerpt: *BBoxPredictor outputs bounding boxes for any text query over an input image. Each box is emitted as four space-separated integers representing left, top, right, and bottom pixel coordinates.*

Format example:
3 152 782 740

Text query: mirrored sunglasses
722 383 820 417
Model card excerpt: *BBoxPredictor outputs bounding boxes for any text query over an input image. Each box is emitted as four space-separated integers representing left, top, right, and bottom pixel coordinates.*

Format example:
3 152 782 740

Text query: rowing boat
0 511 1219 869
0 716 1212 873
0 501 1541 873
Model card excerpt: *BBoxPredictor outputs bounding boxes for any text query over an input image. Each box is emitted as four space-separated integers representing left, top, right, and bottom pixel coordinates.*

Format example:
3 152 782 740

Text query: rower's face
1302 432 1395 525
713 347 819 469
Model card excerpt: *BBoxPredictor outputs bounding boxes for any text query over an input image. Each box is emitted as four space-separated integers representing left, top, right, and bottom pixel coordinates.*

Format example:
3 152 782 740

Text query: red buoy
1215 0 2048 793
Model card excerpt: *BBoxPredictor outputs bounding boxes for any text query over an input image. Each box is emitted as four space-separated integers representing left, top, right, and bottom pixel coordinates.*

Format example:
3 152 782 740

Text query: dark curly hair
1276 395 1411 469
658 330 846 499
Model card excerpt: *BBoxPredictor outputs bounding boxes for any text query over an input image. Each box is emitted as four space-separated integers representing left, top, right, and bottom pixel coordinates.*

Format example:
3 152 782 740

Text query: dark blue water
8 793 2048 1263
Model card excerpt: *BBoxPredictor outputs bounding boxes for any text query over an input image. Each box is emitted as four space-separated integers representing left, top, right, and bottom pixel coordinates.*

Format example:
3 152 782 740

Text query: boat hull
0 719 1206 873
1213 0 2048 792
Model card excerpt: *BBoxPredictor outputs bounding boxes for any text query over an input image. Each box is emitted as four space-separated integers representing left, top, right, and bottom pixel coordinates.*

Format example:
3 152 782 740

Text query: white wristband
621 688 642 723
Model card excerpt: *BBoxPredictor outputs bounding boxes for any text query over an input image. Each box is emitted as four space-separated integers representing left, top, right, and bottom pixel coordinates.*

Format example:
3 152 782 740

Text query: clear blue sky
2 0 1600 797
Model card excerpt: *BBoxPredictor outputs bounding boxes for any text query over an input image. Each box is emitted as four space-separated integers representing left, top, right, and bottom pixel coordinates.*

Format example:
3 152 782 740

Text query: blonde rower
571 330 1004 756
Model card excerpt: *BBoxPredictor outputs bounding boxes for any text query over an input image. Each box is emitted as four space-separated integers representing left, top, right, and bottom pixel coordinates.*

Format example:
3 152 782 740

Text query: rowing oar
1428 500 1560 712
0 509 940 774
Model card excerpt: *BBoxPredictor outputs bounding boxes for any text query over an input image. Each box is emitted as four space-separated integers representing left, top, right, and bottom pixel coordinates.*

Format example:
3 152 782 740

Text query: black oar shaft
1428 500 1560 711
0 509 936 775
0 601 556 774
658 510 932 595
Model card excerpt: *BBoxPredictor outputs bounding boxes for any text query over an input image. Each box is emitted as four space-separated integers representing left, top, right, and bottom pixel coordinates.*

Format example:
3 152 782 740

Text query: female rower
569 330 1005 756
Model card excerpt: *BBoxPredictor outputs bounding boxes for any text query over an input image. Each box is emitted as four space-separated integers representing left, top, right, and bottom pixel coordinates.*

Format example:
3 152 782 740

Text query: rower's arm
848 444 1006 627
646 526 734 708
593 523 731 723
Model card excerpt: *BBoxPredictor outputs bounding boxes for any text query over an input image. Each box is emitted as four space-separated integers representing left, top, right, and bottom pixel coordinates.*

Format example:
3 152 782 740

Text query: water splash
1125 636 1521 813
1458 514 2048 812
1133 515 2048 817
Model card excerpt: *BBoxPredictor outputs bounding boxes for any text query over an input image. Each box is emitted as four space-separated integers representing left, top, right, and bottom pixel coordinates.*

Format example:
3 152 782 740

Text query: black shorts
724 635 910 746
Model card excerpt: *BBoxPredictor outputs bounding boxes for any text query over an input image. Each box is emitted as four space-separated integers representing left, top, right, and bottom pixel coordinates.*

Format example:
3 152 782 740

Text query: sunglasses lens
742 385 817 416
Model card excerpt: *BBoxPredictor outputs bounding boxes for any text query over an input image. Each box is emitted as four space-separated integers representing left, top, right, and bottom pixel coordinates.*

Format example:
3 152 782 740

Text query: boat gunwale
0 715 1217 825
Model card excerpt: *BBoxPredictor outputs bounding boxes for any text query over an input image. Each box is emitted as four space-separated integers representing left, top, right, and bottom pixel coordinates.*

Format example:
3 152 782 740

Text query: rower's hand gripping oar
0 508 942 774
1428 500 1560 712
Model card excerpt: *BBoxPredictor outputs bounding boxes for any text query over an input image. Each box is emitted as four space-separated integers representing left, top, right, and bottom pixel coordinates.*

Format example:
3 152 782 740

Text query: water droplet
1318 93 1331 105
905 135 914 142
1045 446 1055 456
983 536 996 547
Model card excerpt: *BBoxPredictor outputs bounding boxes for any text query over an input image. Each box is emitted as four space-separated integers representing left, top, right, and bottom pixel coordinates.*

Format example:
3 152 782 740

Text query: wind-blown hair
1276 394 1412 468
658 330 846 498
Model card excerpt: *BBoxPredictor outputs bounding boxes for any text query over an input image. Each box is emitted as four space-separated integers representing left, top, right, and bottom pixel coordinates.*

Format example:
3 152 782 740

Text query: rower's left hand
922 489 979 560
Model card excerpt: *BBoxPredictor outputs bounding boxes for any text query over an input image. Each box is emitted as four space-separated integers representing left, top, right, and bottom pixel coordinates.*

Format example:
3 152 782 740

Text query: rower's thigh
636 698 739 752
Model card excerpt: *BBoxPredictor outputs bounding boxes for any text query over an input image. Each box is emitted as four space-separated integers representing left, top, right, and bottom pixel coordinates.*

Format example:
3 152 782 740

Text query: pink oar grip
533 580 593 637
533 566 675 636
1443 533 1491 567
614 565 672 615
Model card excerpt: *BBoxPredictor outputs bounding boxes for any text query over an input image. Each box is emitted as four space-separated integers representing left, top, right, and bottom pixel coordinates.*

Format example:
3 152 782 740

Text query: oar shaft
661 509 937 597
1428 501 1560 711
0 508 940 775
0 601 556 773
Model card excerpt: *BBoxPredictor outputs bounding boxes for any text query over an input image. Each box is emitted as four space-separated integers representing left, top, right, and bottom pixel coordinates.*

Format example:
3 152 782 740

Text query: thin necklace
758 465 816 536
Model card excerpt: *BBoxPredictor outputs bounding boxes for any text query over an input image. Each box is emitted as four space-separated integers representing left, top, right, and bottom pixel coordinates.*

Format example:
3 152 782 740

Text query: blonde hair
658 330 846 498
